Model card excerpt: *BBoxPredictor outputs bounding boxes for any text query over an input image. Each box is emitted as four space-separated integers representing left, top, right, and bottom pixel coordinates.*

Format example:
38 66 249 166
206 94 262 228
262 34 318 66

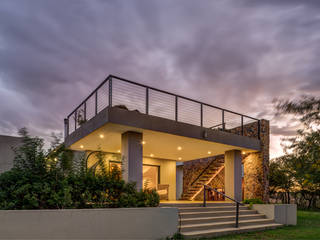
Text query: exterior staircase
181 158 224 200
160 202 283 238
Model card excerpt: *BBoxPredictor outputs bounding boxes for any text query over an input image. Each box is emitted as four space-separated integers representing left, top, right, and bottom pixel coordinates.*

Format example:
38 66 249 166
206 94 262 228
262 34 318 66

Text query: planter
0 207 178 239
252 204 297 225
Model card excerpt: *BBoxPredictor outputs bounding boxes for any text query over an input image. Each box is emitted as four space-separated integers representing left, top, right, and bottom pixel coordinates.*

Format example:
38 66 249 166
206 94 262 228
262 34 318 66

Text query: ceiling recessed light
177 146 182 151
80 145 84 149
208 151 212 154
178 157 182 160
117 150 121 153
142 141 146 145
99 134 104 138
150 153 154 157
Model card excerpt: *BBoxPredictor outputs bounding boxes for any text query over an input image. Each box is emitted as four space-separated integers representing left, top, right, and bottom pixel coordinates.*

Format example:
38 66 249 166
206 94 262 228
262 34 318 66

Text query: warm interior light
208 151 212 154
54 158 58 162
99 134 104 139
117 150 121 153
178 157 182 160
80 145 84 149
242 151 246 154
150 153 154 157
142 141 146 145
177 146 182 151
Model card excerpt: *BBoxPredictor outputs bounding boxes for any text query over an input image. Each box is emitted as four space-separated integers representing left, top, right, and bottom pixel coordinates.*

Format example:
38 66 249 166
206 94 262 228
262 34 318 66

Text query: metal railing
64 75 261 139
203 185 244 228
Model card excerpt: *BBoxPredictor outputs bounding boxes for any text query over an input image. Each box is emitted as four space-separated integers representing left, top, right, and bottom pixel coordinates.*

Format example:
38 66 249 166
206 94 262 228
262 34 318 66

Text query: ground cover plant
0 128 159 209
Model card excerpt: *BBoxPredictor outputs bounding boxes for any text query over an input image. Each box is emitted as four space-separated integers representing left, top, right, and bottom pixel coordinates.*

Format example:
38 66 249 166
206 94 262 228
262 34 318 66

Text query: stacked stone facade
182 119 270 202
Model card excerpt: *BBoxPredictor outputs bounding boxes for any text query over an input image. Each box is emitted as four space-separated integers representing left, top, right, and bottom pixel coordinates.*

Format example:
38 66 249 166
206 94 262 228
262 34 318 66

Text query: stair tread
179 206 248 210
181 218 274 228
180 214 266 222
182 223 283 236
180 210 256 215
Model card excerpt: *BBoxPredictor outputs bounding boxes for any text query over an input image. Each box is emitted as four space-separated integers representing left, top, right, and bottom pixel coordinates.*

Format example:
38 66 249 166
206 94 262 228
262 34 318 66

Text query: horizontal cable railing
64 75 261 139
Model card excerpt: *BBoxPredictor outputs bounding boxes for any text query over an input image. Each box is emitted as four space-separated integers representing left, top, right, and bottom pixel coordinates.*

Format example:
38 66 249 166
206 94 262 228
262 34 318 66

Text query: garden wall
0 207 178 239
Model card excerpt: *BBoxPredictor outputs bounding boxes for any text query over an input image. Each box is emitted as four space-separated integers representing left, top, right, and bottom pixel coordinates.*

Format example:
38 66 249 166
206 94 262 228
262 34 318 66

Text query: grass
197 210 320 240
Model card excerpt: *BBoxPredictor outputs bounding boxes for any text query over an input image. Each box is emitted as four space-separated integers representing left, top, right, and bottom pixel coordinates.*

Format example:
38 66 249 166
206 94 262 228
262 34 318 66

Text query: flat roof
65 107 260 161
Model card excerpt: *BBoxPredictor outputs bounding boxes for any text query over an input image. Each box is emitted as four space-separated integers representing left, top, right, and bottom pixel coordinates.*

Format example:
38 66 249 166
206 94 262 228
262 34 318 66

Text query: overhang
65 107 261 161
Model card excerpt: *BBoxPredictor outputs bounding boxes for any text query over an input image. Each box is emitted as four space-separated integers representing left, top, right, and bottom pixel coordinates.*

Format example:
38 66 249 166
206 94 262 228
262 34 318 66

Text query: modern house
64 75 270 203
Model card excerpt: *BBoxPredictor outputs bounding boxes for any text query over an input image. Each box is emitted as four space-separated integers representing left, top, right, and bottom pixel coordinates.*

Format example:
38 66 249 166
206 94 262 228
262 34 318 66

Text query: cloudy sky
0 0 319 158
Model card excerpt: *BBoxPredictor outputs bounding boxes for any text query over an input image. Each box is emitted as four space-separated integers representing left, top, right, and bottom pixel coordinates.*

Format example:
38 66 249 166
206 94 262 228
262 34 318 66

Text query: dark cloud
0 0 319 157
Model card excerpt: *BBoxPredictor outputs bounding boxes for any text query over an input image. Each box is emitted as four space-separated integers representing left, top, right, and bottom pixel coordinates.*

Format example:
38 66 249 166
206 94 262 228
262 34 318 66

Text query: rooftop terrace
65 75 260 139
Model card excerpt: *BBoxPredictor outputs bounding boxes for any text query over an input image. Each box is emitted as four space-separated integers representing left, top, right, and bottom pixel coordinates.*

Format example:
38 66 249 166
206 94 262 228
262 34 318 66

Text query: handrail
203 185 244 228
190 158 219 186
65 74 261 139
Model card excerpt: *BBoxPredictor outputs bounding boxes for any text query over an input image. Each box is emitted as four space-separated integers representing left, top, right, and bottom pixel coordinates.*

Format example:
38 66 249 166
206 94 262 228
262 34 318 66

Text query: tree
273 96 320 208
269 158 294 203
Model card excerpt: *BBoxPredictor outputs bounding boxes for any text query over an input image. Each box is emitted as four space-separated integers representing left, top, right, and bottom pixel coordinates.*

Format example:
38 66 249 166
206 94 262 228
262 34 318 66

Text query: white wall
252 204 297 225
0 208 178 239
144 157 177 200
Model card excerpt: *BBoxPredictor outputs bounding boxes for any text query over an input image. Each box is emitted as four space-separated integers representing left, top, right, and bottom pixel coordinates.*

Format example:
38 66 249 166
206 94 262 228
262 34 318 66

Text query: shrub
243 198 264 204
0 128 159 209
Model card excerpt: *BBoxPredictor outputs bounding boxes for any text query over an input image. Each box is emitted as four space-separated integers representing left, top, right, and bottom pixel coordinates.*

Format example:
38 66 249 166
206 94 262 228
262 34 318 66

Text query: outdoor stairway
160 202 283 238
181 158 224 200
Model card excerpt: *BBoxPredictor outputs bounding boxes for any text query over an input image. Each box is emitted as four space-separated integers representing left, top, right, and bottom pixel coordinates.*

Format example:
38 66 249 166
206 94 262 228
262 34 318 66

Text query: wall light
177 146 182 151
208 151 212 154
178 157 182 160
117 150 121 153
142 141 146 145
150 153 154 157
80 145 84 149
242 151 246 155
99 134 104 139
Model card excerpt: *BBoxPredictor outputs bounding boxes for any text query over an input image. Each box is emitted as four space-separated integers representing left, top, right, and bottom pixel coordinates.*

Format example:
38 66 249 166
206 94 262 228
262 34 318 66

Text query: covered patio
64 75 267 202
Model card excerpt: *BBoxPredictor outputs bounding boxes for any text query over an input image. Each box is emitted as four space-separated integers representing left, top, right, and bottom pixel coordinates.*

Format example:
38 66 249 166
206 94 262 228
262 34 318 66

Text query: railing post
64 118 69 138
236 202 239 228
241 115 244 136
203 185 206 207
222 110 225 130
175 96 178 121
84 102 87 121
74 110 77 131
258 120 261 140
95 91 98 115
146 87 149 115
109 78 113 107
200 104 203 127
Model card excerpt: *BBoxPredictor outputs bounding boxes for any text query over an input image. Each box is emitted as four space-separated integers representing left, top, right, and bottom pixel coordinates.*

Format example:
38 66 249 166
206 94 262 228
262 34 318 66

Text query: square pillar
121 131 143 190
225 150 242 201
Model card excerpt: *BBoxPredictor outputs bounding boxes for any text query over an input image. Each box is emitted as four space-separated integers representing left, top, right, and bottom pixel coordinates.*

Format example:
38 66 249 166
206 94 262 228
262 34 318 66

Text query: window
109 161 160 190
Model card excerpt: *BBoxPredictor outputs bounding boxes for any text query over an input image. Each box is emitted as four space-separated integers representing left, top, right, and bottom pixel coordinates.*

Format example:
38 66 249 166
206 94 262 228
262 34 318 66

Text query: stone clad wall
182 119 270 202
183 155 224 195
243 119 270 202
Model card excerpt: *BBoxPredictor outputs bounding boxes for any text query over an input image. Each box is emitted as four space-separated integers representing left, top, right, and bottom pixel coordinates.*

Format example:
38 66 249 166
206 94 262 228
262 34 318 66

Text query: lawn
200 210 320 240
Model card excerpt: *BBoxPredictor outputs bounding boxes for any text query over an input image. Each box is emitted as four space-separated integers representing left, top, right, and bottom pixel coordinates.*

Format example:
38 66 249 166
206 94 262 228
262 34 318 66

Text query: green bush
0 128 159 209
243 198 264 204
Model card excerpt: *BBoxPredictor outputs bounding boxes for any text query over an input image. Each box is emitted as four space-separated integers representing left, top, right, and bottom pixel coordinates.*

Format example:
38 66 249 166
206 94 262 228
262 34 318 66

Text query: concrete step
181 218 275 232
181 223 283 239
160 203 236 208
179 206 249 213
180 210 258 219
180 214 266 225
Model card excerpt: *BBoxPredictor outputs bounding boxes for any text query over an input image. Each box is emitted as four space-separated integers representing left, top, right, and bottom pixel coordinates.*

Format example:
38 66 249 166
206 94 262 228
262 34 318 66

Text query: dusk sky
0 0 319 159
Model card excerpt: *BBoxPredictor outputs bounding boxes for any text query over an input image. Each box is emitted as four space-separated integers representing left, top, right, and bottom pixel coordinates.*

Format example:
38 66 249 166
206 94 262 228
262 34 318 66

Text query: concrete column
121 131 143 190
224 150 242 201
